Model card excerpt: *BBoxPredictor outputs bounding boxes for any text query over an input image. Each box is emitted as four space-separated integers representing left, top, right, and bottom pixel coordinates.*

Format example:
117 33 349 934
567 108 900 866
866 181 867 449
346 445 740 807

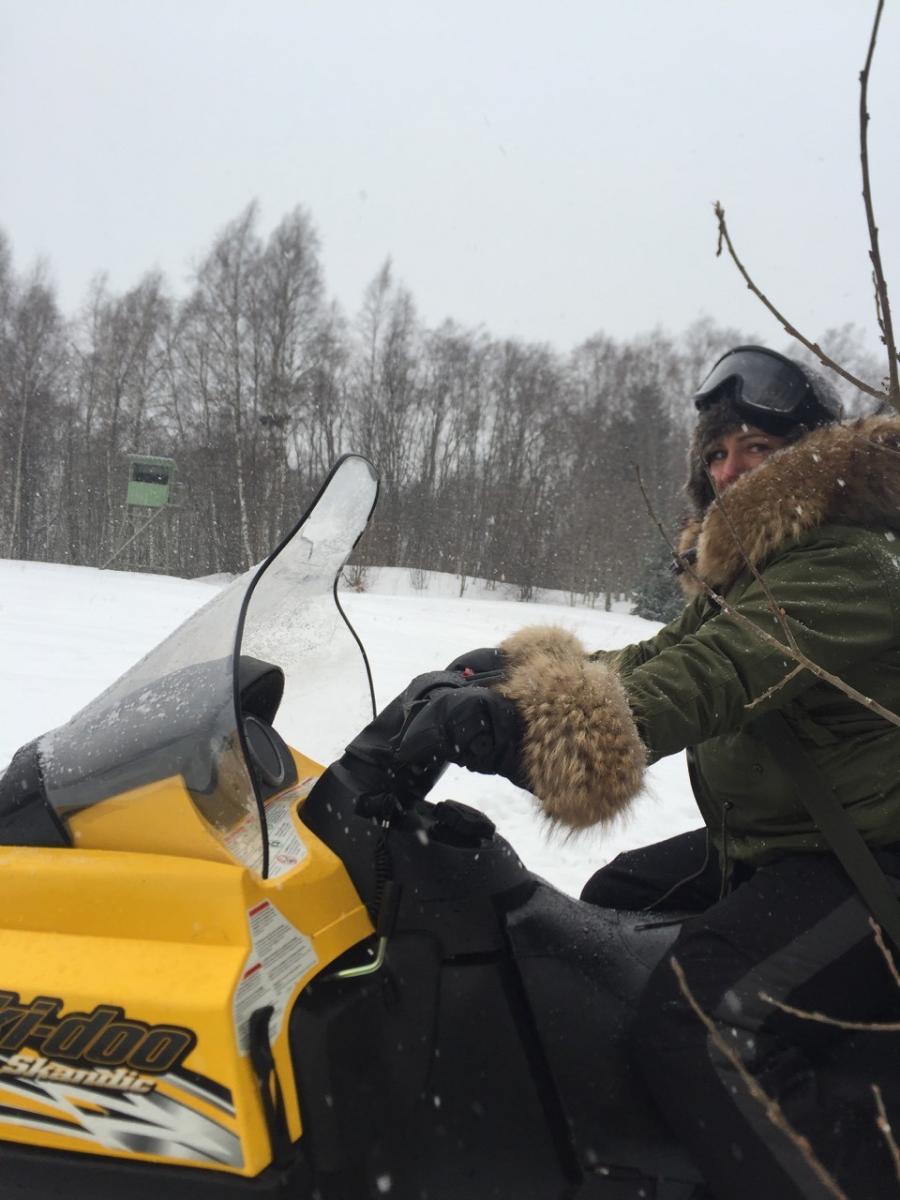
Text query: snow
339 564 636 612
0 559 698 897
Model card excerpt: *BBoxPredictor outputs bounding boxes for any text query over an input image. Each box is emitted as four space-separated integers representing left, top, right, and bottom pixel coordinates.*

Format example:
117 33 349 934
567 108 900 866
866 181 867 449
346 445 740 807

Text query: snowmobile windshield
37 455 378 877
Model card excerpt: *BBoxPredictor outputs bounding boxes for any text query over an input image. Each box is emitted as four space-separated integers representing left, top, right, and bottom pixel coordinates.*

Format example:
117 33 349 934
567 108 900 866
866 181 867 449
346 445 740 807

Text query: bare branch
873 1084 900 1184
746 665 805 710
719 589 898 725
634 466 900 729
870 917 900 990
671 957 848 1200
713 202 887 403
707 471 799 653
858 433 900 459
859 0 900 409
759 991 900 1032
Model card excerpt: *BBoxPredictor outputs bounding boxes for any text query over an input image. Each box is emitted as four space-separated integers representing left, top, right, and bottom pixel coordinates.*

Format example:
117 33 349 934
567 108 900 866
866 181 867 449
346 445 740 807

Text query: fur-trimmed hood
677 415 900 598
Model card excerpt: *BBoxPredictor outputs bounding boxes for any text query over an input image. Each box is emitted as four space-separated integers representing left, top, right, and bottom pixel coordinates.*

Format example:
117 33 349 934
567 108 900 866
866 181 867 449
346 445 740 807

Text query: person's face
705 426 789 492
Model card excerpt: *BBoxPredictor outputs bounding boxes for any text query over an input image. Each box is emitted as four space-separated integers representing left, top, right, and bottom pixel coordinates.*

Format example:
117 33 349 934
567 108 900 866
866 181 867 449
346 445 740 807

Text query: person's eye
749 442 773 454
706 449 725 464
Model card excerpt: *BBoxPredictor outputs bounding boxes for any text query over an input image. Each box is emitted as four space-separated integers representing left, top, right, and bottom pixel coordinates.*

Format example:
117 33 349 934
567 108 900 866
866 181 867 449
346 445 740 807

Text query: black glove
445 646 504 680
394 684 526 788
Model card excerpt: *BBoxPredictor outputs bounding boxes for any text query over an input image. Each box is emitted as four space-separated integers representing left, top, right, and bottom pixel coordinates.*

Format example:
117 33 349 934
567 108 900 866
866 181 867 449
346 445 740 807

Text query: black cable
334 573 377 720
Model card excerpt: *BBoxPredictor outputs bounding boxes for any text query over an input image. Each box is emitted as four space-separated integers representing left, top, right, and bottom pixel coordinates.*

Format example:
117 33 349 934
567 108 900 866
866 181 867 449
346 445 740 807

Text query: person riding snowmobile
398 346 900 1198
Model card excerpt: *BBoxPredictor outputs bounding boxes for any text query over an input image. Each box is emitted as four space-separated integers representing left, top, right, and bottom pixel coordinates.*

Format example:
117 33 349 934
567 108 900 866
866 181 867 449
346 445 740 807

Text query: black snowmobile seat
507 884 704 1186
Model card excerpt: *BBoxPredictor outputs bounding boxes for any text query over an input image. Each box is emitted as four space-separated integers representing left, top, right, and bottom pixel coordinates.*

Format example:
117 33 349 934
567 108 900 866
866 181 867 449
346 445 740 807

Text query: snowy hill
0 559 697 898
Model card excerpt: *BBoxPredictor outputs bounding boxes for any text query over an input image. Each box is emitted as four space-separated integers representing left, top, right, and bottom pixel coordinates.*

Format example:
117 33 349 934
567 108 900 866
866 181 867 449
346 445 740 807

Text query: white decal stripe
0 1074 243 1167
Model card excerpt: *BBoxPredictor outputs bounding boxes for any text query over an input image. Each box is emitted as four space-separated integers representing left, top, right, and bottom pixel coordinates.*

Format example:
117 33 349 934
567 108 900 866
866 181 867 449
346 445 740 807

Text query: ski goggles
692 346 840 421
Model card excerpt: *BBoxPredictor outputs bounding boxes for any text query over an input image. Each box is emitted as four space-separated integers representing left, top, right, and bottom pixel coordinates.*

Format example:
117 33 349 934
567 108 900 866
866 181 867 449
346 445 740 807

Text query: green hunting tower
126 456 176 509
105 455 181 572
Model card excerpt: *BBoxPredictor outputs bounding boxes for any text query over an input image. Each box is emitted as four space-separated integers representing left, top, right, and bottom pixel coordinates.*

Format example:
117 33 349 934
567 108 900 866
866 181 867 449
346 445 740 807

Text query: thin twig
759 991 900 1032
706 470 799 653
859 434 900 459
721 592 899 724
714 202 887 403
859 0 900 409
873 1084 900 1185
634 466 900 728
870 917 900 990
746 665 805 710
671 957 848 1200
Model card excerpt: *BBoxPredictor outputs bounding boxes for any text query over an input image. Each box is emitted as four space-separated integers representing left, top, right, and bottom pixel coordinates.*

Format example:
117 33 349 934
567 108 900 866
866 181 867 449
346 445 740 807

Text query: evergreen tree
630 544 685 624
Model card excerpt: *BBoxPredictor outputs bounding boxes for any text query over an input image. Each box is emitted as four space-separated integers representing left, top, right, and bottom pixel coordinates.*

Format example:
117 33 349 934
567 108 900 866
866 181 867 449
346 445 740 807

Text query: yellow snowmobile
0 455 705 1199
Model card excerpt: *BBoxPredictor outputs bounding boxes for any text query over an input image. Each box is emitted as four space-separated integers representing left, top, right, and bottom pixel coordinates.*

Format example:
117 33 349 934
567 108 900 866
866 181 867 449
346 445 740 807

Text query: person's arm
588 595 707 676
621 534 899 762
495 533 899 828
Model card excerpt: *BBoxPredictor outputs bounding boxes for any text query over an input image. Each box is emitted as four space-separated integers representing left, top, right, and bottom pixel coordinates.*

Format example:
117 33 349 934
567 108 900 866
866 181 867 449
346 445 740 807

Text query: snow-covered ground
0 559 698 897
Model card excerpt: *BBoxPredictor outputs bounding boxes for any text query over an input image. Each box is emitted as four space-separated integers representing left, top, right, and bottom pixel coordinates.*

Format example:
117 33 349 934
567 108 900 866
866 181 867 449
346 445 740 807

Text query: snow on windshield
240 455 377 765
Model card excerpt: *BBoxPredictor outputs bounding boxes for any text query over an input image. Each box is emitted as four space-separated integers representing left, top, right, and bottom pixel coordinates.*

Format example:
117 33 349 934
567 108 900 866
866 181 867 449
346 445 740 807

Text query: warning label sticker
220 777 319 879
264 775 319 878
232 900 319 1055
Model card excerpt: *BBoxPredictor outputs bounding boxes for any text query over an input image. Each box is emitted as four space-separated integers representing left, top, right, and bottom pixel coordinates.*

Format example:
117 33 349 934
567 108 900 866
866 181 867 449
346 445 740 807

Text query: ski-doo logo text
0 992 196 1074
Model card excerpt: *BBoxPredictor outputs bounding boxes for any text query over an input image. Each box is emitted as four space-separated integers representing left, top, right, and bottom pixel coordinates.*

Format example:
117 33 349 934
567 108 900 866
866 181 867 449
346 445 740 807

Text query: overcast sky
3 1 899 357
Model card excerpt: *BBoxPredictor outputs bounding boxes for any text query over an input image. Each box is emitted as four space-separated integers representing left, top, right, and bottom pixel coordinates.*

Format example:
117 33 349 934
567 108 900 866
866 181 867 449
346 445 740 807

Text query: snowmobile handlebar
337 669 509 811
336 671 467 810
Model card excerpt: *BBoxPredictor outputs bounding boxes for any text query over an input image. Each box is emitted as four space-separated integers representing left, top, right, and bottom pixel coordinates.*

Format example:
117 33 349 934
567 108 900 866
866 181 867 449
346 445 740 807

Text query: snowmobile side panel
0 809 373 1189
289 930 442 1176
364 956 576 1200
291 941 575 1199
0 848 260 1174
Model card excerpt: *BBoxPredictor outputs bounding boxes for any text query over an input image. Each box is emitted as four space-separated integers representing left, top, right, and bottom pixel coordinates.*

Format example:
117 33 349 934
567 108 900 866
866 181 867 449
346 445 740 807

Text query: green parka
497 417 900 865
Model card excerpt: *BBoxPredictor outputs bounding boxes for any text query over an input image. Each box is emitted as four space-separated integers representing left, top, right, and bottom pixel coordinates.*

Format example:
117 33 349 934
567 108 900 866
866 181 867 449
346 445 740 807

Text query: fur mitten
497 626 646 829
